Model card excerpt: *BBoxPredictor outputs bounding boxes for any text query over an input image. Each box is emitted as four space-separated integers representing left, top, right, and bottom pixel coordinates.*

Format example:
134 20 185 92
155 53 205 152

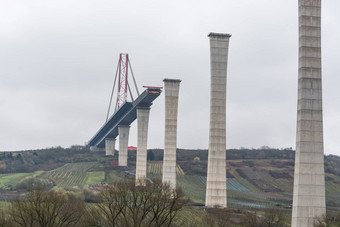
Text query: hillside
1 147 340 212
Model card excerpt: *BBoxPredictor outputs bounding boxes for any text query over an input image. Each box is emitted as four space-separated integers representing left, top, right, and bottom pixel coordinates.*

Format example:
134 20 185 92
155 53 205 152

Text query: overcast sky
1 0 339 155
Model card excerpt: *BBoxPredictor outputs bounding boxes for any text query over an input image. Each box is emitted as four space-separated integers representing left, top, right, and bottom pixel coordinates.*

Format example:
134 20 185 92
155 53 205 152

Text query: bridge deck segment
88 88 161 148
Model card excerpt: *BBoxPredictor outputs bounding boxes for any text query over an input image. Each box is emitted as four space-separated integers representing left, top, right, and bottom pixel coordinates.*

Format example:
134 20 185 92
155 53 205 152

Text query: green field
85 171 105 185
0 171 43 190
106 170 124 183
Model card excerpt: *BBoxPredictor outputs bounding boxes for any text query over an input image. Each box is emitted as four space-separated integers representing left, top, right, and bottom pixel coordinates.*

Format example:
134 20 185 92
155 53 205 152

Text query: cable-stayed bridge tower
88 54 161 174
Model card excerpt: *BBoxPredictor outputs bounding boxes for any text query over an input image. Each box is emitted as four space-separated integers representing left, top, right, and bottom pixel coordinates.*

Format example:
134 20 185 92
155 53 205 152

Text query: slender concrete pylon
162 79 181 188
135 107 150 185
105 138 116 156
292 1 326 226
118 125 130 166
205 32 231 208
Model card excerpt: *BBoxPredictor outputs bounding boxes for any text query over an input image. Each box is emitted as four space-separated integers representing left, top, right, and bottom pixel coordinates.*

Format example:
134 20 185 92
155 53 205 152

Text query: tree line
1 178 339 226
0 179 188 227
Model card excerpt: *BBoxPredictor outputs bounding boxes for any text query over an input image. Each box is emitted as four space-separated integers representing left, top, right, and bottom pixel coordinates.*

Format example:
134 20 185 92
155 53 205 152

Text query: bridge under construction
87 87 161 149
87 11 327 223
87 53 163 183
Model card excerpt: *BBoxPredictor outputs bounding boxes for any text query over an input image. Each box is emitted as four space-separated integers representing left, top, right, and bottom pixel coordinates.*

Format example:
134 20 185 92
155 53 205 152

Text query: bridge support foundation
105 138 116 156
90 146 104 152
205 33 231 208
136 107 150 185
118 125 130 166
292 1 326 226
162 79 181 189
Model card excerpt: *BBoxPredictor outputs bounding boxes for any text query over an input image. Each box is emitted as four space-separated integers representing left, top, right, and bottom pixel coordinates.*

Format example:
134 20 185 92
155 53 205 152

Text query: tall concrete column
162 79 181 188
135 107 150 185
292 1 326 226
292 0 326 227
118 125 130 166
205 33 231 208
105 138 116 156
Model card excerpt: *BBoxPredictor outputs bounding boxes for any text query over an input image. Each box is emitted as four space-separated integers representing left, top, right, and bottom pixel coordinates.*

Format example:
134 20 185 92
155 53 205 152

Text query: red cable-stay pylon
106 53 140 122
117 53 129 110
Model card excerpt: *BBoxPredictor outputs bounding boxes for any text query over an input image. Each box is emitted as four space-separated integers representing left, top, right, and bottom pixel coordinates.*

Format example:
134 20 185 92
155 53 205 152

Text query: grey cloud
1 0 339 156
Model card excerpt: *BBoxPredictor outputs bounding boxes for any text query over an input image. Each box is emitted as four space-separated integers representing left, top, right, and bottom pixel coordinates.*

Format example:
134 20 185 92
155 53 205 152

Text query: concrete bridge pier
105 138 116 156
205 32 231 208
292 1 326 226
118 125 130 166
162 79 181 189
135 107 150 185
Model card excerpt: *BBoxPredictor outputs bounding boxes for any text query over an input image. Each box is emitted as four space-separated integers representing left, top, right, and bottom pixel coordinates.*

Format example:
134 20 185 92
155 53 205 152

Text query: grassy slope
1 153 340 212
153 159 340 211
85 171 105 185
0 171 43 189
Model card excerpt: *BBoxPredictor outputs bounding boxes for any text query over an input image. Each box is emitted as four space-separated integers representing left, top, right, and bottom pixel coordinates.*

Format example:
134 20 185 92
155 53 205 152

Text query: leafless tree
92 181 129 227
261 208 285 227
314 213 340 227
203 208 233 227
241 208 286 227
147 179 187 227
241 210 260 227
90 179 188 227
10 187 85 227
0 207 13 227
6 180 187 227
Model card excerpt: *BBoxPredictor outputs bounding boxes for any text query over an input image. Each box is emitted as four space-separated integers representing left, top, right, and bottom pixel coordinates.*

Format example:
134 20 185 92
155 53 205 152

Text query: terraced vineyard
199 176 249 192
196 175 294 209
39 162 97 188
147 162 185 176
228 178 250 191
177 175 206 202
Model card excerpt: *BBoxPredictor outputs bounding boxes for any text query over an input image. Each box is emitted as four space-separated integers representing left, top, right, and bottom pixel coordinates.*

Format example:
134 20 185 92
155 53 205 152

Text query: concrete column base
118 125 130 166
90 146 104 152
136 107 150 186
105 138 116 156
